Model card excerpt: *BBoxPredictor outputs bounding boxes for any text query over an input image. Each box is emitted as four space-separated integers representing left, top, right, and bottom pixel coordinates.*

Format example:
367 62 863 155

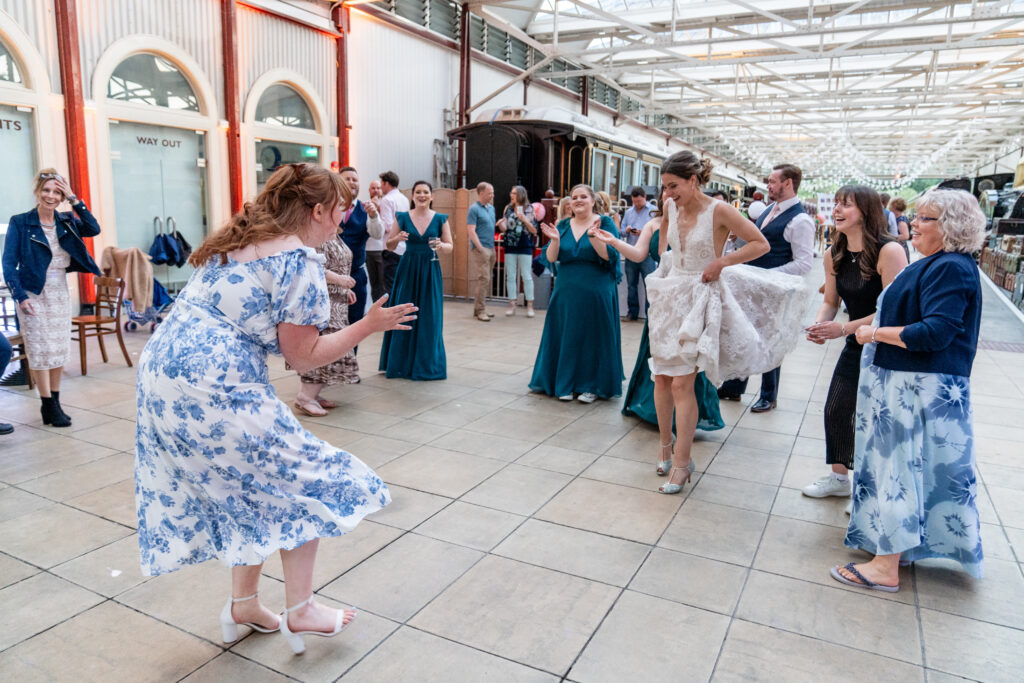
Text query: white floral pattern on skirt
18 226 71 370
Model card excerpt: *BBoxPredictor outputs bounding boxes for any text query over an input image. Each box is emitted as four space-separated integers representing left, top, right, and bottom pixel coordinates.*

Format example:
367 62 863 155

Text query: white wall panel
76 0 222 110
347 13 455 191
0 0 60 91
237 5 336 135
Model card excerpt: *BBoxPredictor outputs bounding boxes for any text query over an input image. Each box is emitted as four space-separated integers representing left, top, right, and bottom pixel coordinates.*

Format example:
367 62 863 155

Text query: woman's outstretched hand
364 294 417 332
540 223 559 241
588 226 615 244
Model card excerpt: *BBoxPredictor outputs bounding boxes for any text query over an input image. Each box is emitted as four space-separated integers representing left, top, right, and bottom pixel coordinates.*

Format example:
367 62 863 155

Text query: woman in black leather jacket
2 169 101 426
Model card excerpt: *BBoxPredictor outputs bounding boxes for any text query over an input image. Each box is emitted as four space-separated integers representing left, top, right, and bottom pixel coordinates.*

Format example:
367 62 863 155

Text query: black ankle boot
41 396 71 427
51 390 72 423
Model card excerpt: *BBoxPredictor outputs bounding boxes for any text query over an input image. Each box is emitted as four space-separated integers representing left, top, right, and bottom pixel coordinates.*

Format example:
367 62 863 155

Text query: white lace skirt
645 263 808 385
17 269 72 370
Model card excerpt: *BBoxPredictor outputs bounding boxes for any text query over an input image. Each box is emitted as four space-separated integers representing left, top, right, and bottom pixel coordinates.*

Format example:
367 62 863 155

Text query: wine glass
429 237 440 262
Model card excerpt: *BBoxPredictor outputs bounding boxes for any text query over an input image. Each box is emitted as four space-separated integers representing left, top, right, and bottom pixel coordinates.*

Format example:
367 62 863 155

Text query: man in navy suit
338 167 383 330
718 164 815 412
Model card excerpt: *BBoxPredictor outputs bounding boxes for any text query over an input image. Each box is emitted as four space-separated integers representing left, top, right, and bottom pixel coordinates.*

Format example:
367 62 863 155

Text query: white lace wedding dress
645 198 808 385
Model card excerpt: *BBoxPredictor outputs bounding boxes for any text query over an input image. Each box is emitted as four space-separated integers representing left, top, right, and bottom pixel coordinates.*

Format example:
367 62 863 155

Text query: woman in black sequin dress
802 186 908 500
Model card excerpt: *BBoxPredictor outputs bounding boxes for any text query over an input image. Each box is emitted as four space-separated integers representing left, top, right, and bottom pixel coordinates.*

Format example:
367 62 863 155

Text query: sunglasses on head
38 173 61 180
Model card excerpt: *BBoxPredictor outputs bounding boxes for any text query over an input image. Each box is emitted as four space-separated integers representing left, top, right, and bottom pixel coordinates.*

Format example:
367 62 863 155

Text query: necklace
849 250 860 263
40 222 56 228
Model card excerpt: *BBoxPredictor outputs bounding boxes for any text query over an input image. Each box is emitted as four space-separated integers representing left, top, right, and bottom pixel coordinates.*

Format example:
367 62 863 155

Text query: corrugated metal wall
347 13 455 185
76 0 223 111
236 5 335 135
0 0 61 91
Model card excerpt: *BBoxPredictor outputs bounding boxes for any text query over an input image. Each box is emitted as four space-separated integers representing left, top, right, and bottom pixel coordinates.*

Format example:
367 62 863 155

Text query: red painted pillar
332 4 351 167
221 0 243 213
457 6 471 188
53 0 95 304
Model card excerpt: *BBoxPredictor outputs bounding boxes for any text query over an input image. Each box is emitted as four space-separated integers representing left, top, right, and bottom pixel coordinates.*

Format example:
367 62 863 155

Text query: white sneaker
578 392 597 404
558 394 574 401
802 475 851 498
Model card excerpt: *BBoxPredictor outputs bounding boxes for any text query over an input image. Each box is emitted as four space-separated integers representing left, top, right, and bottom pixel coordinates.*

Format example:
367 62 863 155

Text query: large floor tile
630 547 747 615
736 571 921 664
72 419 138 452
658 499 767 566
429 428 537 462
571 590 729 683
260 520 403 590
414 500 524 551
581 455 671 491
0 572 104 650
493 519 649 586
0 487 54 523
516 443 600 475
0 437 117 483
462 464 573 516
535 478 681 544
334 433 417 469
180 652 292 682
410 555 618 674
0 552 37 589
545 416 635 454
340 626 557 682
366 485 451 530
233 600 397 683
412 398 499 428
921 608 1024 683
17 452 133 502
713 619 924 682
770 486 852 528
722 427 795 455
464 408 573 442
0 601 219 682
0 504 132 568
752 515 914 604
915 557 1024 629
735 408 805 436
320 532 481 621
688 473 778 513
375 445 506 498
51 534 151 597
704 444 789 485
987 485 1024 529
66 478 136 527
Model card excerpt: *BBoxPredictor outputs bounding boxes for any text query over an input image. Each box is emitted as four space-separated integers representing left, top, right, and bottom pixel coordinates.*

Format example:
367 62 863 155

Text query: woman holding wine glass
379 180 452 380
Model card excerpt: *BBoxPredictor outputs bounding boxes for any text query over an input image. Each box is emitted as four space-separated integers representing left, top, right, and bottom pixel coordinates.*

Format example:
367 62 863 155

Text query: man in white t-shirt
377 170 410 295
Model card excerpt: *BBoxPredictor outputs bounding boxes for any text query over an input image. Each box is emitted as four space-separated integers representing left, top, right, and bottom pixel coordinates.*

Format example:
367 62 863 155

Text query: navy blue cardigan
874 251 981 377
3 204 102 303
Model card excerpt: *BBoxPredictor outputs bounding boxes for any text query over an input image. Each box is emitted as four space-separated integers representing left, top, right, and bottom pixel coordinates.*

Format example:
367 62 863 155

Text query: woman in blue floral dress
833 189 987 591
135 164 416 653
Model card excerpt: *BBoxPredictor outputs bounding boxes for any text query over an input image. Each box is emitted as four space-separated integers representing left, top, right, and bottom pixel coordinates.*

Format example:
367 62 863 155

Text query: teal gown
529 216 624 398
379 212 446 380
621 227 725 431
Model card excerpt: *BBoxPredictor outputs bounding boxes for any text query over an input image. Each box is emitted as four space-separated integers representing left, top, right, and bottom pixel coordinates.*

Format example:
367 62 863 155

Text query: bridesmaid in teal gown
529 185 623 403
379 181 452 380
592 209 724 475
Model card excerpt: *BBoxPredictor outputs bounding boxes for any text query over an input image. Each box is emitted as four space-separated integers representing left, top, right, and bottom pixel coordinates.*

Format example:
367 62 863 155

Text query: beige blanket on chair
101 246 153 311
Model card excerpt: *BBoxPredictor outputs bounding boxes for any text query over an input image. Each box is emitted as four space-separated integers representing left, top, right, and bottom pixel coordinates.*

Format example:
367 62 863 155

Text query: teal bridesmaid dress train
379 212 446 380
529 215 624 399
621 227 725 431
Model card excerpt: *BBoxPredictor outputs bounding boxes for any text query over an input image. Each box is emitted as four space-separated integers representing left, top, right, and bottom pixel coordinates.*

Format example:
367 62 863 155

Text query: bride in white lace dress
597 152 807 494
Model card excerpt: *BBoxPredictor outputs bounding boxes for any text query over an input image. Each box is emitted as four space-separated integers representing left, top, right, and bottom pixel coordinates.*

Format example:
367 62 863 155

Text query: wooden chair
70 277 132 376
1 329 33 390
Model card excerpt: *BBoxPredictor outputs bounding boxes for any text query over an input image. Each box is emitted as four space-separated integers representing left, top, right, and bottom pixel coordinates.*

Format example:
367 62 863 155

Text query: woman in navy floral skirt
832 189 987 592
134 164 416 653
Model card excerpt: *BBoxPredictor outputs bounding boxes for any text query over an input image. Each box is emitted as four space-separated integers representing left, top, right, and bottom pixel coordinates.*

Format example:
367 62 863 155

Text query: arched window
255 84 315 129
107 53 199 111
0 39 23 84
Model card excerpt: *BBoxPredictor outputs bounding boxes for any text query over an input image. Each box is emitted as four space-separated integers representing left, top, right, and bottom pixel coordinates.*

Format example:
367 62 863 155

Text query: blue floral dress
845 289 983 577
134 248 389 576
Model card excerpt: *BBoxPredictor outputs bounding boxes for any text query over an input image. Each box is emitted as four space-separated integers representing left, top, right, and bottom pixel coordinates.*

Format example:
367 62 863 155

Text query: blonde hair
596 191 614 216
190 164 350 266
556 196 572 221
917 189 986 254
34 168 65 198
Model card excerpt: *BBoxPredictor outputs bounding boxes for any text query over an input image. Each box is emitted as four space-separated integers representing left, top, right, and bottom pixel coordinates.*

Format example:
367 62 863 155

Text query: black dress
824 251 882 468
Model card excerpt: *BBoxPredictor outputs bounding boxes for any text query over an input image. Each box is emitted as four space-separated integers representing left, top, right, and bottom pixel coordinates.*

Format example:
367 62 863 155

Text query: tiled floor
2 274 1024 682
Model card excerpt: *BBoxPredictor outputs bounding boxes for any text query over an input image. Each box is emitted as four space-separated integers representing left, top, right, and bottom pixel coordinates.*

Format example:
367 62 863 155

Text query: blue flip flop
830 563 899 593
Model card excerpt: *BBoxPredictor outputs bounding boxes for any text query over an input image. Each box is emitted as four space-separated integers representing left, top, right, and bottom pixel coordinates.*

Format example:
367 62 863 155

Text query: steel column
221 0 243 213
580 75 588 116
53 0 94 305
